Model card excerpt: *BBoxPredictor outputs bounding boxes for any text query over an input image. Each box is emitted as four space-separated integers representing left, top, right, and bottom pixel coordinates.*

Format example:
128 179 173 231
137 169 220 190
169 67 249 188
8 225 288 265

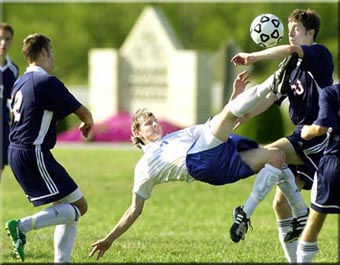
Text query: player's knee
266 149 286 168
72 197 88 216
78 200 88 216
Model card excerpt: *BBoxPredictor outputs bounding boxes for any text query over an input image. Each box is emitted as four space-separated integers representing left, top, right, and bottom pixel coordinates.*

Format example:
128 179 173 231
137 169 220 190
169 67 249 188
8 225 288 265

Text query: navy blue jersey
314 84 340 156
1 56 19 168
1 56 19 123
278 44 334 126
10 66 81 149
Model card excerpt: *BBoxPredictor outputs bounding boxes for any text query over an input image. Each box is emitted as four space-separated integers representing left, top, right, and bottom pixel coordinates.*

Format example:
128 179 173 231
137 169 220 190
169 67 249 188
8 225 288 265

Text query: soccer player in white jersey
0 23 19 179
89 64 308 260
5 33 94 262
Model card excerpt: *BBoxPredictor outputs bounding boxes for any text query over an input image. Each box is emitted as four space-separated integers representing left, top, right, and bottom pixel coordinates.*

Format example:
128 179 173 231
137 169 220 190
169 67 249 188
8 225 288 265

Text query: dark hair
0 23 14 37
288 8 321 41
22 33 51 62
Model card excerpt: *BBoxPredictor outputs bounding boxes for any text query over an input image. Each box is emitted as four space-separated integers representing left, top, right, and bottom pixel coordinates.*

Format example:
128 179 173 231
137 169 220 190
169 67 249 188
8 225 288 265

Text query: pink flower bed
57 112 182 143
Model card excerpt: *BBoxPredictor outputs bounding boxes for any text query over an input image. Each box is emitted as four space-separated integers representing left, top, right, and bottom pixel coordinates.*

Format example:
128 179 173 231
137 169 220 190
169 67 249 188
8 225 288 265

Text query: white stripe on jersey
33 110 53 145
31 145 59 201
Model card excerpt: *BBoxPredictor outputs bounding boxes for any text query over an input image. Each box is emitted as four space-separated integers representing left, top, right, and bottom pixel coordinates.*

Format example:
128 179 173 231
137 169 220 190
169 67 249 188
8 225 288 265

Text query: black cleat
284 209 309 243
270 52 299 95
229 206 252 243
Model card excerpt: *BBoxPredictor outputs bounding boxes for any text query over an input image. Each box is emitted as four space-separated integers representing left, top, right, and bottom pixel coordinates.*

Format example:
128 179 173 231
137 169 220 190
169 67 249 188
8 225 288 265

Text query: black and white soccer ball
250 14 284 48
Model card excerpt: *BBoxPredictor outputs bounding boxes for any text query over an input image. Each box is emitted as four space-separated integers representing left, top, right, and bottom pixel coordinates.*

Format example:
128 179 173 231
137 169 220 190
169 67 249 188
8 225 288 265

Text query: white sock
229 75 274 117
277 218 297 263
243 164 281 217
54 221 78 263
18 203 80 234
297 240 318 263
277 166 308 217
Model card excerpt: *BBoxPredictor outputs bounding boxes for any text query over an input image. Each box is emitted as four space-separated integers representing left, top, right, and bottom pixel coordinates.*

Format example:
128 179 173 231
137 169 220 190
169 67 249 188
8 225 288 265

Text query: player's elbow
288 45 304 58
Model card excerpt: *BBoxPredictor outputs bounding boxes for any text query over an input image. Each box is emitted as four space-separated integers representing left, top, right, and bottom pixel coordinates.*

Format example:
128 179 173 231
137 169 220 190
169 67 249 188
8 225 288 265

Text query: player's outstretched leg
270 52 299 95
5 220 26 261
229 206 252 243
284 209 310 243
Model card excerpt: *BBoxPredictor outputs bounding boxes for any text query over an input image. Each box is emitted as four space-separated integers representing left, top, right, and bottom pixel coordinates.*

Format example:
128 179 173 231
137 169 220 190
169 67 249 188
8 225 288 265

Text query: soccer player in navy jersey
296 83 340 262
88 67 307 261
5 33 94 262
0 23 19 179
229 8 334 262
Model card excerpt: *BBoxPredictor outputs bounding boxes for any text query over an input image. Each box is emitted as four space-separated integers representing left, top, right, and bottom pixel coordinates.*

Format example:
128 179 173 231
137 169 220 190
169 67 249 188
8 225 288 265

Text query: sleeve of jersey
41 76 82 120
314 86 338 129
132 165 154 200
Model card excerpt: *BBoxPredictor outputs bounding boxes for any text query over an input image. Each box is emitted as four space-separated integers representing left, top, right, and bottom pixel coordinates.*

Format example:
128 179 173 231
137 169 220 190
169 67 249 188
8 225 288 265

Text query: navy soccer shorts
186 124 257 185
311 155 340 214
8 144 79 207
287 127 330 190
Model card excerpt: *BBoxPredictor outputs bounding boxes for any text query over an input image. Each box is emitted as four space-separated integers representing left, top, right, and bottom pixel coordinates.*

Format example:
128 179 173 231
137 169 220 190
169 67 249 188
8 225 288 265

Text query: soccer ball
250 13 284 48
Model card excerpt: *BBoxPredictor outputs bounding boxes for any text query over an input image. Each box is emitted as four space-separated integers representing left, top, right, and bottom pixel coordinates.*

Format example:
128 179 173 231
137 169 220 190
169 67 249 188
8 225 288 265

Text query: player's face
0 29 13 57
137 116 163 144
288 21 313 45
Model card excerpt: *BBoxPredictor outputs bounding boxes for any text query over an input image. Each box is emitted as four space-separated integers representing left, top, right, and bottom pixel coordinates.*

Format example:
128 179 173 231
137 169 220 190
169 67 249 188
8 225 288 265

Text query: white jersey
133 124 206 199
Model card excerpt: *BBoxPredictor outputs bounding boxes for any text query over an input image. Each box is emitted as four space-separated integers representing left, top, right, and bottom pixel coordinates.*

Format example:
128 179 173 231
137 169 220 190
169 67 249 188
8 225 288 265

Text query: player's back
10 65 81 149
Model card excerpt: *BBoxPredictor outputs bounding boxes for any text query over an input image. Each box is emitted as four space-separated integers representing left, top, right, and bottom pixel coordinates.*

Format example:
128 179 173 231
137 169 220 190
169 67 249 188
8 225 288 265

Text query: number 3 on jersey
12 90 23 122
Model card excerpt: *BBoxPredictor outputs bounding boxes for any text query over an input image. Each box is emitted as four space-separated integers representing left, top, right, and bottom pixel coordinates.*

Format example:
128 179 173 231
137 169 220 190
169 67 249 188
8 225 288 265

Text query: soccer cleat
5 219 26 261
270 52 299 95
284 209 309 243
229 206 252 243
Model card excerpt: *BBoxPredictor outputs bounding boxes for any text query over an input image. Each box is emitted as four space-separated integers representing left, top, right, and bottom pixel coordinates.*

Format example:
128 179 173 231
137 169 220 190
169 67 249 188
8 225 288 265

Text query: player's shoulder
304 43 332 56
31 71 63 86
323 84 340 97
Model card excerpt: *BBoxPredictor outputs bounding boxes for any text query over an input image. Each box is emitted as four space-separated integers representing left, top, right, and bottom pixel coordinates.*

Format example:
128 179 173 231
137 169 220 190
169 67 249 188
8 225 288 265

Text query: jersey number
12 90 23 122
291 79 304 95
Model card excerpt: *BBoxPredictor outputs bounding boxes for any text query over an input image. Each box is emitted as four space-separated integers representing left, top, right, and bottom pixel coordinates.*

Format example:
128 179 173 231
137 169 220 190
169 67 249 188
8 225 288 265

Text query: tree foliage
3 2 338 142
3 2 338 84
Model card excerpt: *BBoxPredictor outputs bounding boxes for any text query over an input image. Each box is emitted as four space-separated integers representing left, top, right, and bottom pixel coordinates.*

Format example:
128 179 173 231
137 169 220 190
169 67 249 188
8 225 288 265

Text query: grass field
1 143 338 263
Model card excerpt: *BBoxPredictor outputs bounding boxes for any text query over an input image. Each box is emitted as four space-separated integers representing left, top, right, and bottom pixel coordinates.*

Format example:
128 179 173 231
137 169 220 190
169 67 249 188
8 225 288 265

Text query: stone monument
89 6 213 127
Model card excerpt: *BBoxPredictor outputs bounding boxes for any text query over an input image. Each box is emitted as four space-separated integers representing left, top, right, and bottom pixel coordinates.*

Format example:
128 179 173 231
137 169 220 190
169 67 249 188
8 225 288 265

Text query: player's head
22 33 55 71
288 9 320 42
0 23 14 57
131 108 163 149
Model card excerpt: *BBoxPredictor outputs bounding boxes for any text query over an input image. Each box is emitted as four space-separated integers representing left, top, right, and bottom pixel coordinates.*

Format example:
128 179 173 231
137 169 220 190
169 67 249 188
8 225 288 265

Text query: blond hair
131 108 155 149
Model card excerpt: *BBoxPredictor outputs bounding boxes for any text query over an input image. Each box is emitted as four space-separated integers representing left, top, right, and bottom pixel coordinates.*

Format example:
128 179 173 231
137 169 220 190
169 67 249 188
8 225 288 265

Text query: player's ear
40 47 49 57
307 28 315 39
133 129 142 138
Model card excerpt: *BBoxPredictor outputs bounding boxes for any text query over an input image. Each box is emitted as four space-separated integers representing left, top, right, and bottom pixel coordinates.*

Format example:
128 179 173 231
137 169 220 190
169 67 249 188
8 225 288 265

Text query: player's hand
231 53 253 66
89 238 113 260
79 122 93 138
301 125 314 140
233 70 250 94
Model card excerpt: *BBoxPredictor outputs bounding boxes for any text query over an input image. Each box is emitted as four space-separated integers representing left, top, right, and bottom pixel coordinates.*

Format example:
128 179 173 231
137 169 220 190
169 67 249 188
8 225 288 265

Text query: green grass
1 144 338 263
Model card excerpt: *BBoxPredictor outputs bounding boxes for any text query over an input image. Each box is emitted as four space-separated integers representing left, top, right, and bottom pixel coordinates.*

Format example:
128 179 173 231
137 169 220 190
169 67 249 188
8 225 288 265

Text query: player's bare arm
231 44 303 66
74 105 94 138
89 193 145 260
